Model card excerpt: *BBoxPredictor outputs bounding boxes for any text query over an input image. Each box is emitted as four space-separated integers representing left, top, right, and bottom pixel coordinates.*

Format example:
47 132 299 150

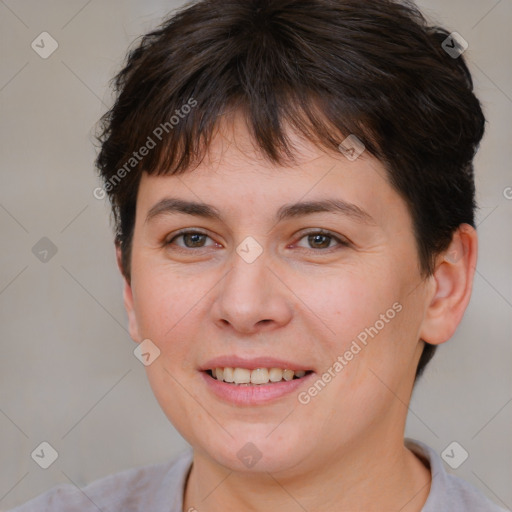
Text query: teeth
210 367 309 384
250 368 269 384
282 369 294 381
223 367 234 383
269 368 283 382
233 368 251 384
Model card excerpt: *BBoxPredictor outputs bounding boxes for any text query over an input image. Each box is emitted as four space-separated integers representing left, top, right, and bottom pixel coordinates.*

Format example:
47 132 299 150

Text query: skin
117 112 478 511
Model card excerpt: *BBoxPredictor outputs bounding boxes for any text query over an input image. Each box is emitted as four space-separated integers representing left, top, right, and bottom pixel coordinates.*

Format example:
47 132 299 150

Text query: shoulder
8 448 193 512
441 472 507 511
406 439 507 512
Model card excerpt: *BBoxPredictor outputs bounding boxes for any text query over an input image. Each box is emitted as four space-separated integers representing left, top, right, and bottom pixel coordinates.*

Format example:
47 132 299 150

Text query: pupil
186 233 204 247
310 234 329 249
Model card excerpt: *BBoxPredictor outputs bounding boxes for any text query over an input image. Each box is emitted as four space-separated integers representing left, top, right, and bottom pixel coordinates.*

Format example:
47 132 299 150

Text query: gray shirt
8 439 507 511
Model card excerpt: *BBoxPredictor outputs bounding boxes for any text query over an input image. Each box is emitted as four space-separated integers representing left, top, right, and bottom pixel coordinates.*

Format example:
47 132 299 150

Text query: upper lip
200 356 313 372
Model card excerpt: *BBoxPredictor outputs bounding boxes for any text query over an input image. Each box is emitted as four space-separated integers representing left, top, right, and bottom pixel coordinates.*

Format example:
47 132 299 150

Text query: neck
183 433 431 512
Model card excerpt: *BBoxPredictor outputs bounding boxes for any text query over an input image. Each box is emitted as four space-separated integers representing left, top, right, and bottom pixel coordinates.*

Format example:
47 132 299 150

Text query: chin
199 425 310 473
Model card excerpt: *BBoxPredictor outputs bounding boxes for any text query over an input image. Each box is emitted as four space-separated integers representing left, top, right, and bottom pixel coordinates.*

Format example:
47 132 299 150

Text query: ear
419 224 478 345
116 243 141 343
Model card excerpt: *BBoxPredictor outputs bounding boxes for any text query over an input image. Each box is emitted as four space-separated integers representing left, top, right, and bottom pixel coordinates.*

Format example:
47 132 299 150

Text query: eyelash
165 229 350 252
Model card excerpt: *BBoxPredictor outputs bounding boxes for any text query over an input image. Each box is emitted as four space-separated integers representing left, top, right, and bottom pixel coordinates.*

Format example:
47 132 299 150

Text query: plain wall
0 0 511 509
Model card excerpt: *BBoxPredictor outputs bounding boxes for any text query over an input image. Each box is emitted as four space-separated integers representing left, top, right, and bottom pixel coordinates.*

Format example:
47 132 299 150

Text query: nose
210 244 293 335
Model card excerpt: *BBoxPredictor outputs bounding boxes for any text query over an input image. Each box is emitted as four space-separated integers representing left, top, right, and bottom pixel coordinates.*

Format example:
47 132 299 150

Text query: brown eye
166 230 215 249
307 233 332 249
295 230 349 251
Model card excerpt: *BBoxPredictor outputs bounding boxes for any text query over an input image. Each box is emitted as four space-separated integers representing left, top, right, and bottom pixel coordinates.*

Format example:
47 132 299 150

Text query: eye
164 229 349 252
165 230 218 250
294 229 349 251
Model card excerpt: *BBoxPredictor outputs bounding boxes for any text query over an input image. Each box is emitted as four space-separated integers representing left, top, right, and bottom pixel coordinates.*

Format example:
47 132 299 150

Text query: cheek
295 266 402 350
302 266 417 399
301 274 414 428
132 276 173 337
131 260 222 375
131 261 193 347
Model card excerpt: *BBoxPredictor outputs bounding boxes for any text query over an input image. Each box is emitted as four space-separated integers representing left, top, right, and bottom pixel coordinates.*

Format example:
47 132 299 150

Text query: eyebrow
145 197 375 225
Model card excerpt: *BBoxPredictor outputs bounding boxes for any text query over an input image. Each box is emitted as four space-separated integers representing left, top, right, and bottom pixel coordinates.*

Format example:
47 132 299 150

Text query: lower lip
201 371 315 406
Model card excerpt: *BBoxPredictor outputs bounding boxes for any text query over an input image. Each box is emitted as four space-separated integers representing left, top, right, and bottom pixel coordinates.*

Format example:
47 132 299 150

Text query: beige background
0 0 511 509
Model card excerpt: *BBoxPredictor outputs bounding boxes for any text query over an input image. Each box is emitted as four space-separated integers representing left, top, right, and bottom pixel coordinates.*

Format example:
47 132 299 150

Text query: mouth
205 367 314 385
200 362 316 405
199 356 316 405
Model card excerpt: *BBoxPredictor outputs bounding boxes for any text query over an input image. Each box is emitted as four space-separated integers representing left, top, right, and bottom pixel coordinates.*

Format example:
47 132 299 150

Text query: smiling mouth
205 367 313 385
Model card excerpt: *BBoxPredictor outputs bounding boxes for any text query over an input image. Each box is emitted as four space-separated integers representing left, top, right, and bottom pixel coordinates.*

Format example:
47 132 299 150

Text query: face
123 114 433 474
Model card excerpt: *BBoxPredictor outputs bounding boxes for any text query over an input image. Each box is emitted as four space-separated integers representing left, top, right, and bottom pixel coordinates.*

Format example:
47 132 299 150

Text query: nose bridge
225 239 272 312
212 236 291 332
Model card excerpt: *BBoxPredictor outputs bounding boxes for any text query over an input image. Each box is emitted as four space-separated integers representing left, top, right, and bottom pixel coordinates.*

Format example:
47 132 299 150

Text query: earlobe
419 224 478 346
116 244 141 343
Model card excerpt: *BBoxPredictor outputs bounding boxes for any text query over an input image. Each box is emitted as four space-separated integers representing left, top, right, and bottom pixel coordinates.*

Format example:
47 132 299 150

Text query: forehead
136 112 409 230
